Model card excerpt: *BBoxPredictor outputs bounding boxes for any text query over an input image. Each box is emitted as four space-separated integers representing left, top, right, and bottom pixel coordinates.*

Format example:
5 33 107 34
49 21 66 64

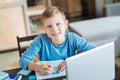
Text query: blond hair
41 6 66 22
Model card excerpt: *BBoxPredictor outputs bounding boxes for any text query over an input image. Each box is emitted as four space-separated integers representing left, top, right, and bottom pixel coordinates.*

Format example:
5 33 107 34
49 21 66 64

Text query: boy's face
43 13 68 45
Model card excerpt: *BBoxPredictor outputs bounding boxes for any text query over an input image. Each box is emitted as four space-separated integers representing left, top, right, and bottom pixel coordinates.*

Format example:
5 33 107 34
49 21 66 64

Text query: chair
16 34 37 57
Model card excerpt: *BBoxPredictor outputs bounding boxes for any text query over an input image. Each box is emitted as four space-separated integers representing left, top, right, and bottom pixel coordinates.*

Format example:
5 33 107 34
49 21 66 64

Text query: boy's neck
52 37 65 46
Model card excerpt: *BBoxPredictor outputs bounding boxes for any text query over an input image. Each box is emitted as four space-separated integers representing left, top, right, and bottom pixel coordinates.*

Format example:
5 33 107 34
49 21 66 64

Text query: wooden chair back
16 34 37 57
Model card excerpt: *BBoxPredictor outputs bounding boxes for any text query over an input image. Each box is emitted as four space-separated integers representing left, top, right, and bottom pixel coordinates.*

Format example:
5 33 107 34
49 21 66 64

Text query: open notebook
35 60 66 80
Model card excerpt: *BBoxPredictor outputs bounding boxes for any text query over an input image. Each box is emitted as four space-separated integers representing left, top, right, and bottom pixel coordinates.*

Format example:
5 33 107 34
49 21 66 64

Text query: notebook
65 42 115 80
35 60 66 80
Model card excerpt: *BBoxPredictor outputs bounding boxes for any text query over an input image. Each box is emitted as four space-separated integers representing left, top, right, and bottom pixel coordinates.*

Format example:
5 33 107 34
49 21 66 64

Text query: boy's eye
47 25 52 28
56 23 60 26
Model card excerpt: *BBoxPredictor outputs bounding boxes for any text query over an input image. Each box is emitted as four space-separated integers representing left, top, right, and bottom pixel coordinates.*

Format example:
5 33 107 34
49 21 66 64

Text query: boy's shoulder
66 31 81 38
66 31 74 35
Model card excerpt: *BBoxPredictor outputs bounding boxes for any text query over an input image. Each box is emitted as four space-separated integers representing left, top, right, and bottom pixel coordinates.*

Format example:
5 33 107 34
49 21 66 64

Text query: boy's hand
38 64 54 75
57 61 65 72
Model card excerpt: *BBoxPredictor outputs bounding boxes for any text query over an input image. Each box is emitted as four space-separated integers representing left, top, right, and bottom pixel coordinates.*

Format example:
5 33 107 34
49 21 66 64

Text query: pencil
34 56 58 73
34 56 47 67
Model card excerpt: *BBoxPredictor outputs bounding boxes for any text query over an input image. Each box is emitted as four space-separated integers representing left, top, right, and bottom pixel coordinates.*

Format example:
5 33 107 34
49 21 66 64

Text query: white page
35 60 66 80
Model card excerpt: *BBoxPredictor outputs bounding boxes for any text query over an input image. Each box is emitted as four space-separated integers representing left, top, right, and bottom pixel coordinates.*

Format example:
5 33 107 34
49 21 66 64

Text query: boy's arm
28 62 54 75
73 33 96 52
19 35 41 69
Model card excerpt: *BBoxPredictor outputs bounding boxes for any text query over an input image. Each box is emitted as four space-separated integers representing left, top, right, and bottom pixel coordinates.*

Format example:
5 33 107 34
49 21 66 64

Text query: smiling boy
19 6 95 75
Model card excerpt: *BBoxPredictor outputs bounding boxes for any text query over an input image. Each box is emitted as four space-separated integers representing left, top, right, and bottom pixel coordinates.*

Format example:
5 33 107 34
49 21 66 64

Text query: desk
4 64 120 80
4 68 65 80
4 68 28 80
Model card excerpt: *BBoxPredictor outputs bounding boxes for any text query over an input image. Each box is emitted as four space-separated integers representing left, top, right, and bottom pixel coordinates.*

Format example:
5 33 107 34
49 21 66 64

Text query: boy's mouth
52 32 61 36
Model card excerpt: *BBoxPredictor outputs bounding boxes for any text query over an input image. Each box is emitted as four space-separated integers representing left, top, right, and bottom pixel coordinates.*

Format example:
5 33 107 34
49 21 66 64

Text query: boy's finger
43 65 54 72
58 61 65 71
58 64 65 72
47 64 52 68
58 61 65 69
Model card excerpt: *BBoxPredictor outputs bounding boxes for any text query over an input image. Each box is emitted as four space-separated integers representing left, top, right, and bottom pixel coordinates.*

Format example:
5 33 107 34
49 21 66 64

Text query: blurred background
0 0 120 71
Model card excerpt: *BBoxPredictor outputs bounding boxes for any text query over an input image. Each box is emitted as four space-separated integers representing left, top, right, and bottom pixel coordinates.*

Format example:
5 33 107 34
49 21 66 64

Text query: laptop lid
65 42 115 80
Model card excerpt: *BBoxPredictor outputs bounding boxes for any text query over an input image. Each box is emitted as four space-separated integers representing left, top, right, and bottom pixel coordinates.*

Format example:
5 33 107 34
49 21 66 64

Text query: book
0 71 9 80
35 60 66 80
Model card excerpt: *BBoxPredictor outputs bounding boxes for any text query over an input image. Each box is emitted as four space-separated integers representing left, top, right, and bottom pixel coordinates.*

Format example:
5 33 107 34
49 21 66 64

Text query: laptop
65 42 115 80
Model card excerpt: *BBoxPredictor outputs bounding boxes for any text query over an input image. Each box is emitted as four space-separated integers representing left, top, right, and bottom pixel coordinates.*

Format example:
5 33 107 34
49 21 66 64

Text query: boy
19 6 95 75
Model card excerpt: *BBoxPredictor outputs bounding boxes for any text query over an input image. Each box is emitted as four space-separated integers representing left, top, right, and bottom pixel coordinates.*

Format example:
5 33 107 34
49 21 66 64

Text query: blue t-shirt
19 31 95 69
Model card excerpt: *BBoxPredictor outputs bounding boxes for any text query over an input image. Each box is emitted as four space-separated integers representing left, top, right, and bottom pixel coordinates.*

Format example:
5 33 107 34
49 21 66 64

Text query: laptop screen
65 42 115 80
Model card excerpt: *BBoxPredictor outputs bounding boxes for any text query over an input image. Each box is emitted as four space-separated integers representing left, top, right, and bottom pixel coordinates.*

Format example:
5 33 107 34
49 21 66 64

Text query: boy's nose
52 26 58 32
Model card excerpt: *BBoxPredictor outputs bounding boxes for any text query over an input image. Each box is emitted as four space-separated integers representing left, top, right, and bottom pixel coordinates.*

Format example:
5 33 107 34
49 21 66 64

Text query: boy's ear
65 20 69 30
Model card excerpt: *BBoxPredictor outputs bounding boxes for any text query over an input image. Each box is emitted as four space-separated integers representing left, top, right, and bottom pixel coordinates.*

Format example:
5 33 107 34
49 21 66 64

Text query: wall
51 0 82 18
